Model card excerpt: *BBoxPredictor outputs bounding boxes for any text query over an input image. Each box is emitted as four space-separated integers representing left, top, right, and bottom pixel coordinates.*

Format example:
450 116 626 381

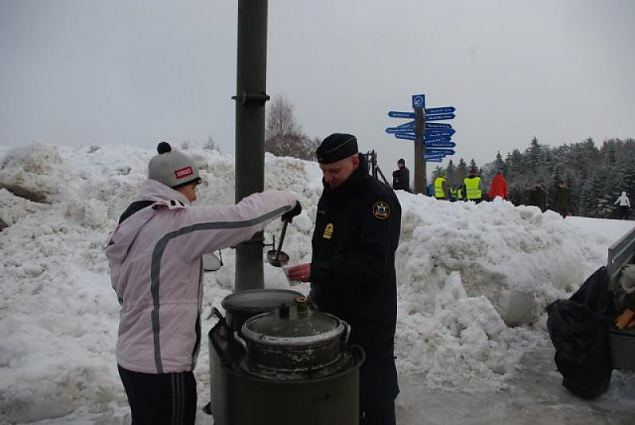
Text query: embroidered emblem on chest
372 201 390 220
323 223 334 239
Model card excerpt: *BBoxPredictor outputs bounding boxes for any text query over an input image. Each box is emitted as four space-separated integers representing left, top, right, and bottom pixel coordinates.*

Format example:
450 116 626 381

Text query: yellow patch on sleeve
323 223 334 239
372 201 390 219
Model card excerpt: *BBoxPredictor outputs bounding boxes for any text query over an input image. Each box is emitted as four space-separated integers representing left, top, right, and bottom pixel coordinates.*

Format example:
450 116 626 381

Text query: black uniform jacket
310 161 401 346
392 167 410 192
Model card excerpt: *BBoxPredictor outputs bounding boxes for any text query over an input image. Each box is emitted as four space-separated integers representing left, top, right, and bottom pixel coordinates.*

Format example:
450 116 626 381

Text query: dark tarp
546 266 616 399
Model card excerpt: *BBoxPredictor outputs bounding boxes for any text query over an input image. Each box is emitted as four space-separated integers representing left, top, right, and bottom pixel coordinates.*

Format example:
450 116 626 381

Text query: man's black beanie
316 133 358 164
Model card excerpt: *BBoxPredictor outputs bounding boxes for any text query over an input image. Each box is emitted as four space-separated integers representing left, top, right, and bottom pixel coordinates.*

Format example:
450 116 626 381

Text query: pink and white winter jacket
105 179 295 374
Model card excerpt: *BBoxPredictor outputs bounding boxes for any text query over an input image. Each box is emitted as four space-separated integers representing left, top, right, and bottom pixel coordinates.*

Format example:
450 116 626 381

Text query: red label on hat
175 166 193 179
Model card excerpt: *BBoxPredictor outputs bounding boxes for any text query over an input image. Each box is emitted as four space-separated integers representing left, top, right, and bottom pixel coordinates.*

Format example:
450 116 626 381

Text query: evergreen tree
494 151 505 174
527 137 541 171
481 136 634 217
508 149 524 177
457 158 468 183
432 166 444 179
446 159 456 186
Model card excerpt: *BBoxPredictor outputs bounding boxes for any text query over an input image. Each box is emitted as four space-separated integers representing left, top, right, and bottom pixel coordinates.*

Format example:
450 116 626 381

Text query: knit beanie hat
316 133 358 164
148 142 200 188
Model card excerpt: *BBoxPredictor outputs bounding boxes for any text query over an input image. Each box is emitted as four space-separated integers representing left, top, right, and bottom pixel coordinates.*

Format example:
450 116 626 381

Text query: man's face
398 162 405 169
319 154 359 189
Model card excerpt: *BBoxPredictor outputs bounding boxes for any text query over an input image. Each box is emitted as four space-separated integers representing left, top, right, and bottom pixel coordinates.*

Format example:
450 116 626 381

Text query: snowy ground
0 143 633 424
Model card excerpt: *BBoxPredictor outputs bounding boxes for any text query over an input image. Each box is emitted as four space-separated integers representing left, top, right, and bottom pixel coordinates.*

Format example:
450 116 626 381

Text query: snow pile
0 143 631 423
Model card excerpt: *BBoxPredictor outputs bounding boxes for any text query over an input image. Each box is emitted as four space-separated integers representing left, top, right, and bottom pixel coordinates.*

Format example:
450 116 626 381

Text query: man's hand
281 201 302 222
286 263 311 282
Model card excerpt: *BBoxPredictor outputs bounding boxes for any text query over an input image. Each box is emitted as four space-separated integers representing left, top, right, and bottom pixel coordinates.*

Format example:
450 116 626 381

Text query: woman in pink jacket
106 142 300 425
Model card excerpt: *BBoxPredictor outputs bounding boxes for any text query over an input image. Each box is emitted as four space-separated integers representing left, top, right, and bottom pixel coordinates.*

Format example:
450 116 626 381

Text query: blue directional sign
426 148 455 155
425 122 452 129
425 128 455 137
425 106 455 115
412 94 426 109
425 137 452 146
425 134 452 141
425 135 453 141
396 121 415 129
388 111 416 119
386 121 417 133
426 141 456 148
425 113 455 121
388 95 457 167
394 132 417 141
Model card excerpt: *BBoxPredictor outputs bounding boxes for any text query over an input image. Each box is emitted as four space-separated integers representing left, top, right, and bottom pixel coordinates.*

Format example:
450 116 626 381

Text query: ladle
266 219 290 267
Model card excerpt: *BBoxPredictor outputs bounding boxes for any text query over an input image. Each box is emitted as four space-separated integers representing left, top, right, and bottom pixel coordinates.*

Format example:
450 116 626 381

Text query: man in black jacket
287 133 401 425
392 158 410 192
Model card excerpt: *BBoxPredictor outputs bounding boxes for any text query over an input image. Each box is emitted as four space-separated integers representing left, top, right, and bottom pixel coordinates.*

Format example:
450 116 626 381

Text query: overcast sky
1 0 634 173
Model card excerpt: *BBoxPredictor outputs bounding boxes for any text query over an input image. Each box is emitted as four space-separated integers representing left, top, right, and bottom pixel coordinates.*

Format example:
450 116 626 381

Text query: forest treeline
432 137 635 219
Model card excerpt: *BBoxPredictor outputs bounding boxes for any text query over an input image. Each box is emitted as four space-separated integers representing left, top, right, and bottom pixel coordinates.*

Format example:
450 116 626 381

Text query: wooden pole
414 107 426 194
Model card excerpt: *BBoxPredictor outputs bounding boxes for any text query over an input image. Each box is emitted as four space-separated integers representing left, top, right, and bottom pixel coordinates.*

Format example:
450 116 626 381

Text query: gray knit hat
148 142 200 188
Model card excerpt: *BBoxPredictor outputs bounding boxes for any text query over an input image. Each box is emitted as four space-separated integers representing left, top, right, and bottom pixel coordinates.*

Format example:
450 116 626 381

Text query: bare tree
265 96 316 160
266 96 299 137
203 136 220 152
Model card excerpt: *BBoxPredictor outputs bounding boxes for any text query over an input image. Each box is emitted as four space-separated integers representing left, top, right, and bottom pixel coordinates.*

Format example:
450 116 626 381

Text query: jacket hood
135 179 191 205
105 179 190 267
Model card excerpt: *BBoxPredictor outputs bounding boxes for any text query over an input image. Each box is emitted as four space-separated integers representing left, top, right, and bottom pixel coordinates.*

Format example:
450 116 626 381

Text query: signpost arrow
425 113 455 121
425 106 455 115
394 132 417 141
388 111 416 119
386 121 417 134
396 121 415 129
425 137 452 146
425 148 455 155
425 141 456 148
425 122 452 129
425 128 455 137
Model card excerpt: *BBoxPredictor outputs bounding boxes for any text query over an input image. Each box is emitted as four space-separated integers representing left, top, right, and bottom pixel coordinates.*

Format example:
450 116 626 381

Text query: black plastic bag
546 266 615 399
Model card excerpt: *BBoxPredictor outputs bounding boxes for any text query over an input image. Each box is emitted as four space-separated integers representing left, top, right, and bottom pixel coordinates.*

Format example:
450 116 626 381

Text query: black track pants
118 365 196 425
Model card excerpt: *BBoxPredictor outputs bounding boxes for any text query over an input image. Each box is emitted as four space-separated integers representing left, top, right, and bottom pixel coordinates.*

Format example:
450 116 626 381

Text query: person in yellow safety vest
449 186 462 202
448 186 457 202
455 186 464 201
434 175 448 200
463 168 483 203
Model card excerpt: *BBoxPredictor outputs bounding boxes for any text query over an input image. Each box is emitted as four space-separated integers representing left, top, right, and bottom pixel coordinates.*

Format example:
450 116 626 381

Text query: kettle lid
243 303 344 340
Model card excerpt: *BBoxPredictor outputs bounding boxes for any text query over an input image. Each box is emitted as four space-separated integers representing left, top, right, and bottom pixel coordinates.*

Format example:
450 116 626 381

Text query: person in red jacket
488 171 508 200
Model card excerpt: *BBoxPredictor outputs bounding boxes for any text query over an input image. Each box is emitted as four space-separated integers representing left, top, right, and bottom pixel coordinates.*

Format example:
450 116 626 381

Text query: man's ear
352 154 360 169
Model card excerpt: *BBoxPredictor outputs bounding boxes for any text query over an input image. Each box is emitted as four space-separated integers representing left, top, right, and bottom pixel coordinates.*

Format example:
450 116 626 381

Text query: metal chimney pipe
233 0 270 291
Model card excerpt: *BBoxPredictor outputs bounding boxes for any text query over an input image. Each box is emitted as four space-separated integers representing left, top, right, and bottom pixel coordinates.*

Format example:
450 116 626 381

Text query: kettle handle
233 331 249 355
341 321 351 344
212 307 225 322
